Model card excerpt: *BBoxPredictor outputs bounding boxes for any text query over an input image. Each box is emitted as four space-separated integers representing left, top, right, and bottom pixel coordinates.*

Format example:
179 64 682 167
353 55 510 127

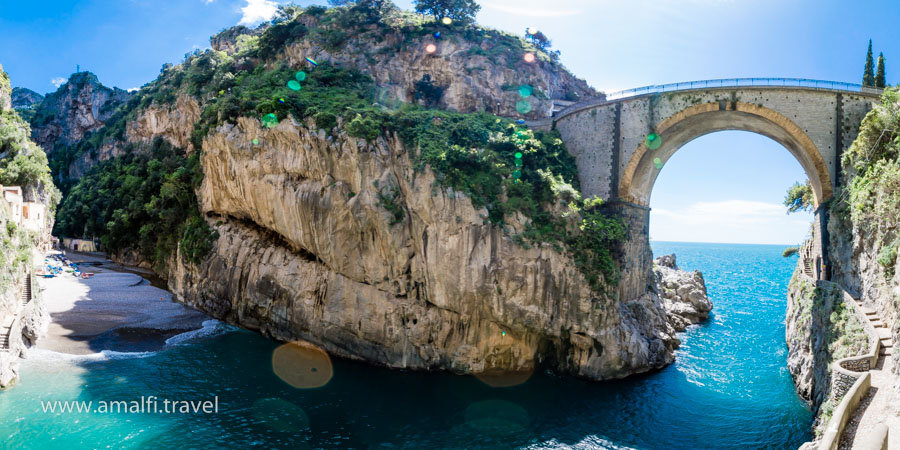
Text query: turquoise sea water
0 242 812 449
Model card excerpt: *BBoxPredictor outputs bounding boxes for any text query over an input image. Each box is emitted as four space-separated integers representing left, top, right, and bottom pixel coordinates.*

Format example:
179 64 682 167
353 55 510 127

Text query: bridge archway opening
619 102 832 208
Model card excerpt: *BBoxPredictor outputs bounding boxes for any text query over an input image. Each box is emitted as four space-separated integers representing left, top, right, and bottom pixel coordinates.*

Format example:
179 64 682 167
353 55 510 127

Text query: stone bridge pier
552 81 881 299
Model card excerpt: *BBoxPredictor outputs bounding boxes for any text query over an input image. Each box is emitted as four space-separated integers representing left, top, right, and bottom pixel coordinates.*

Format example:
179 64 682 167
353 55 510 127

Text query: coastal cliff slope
39 4 690 381
0 64 56 388
786 89 900 441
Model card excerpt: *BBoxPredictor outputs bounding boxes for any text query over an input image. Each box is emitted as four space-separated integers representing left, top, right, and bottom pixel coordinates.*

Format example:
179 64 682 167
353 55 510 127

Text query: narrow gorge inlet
2 1 899 449
0 242 811 449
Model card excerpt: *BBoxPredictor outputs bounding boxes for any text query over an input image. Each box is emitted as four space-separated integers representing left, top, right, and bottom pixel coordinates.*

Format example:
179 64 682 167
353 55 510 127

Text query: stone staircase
838 302 897 449
0 275 31 352
801 243 816 279
861 306 894 358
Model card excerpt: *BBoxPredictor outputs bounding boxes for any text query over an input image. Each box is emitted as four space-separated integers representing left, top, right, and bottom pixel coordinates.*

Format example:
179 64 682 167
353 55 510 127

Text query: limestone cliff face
652 254 712 331
207 11 597 119
30 72 129 151
164 116 678 380
126 93 201 151
785 269 839 409
827 210 900 384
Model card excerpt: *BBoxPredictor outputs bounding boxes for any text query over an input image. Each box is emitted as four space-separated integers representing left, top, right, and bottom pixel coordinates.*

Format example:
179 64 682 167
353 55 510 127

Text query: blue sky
1 0 896 244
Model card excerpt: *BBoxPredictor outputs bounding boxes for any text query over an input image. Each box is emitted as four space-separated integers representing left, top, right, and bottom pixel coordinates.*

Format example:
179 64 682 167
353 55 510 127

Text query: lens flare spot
287 80 302 91
261 113 278 128
251 138 259 145
516 119 525 125
272 341 333 389
305 57 318 67
515 100 532 114
523 53 535 63
425 43 437 54
251 398 310 432
646 133 662 150
512 170 522 179
295 71 307 81
653 157 664 169
517 85 533 98
441 17 453 25
277 97 285 104
514 152 523 159
434 31 441 38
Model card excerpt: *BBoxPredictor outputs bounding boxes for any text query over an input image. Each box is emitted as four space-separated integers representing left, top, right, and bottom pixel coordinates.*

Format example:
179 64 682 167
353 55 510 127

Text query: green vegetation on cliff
49 4 621 286
54 138 216 271
788 274 869 437
0 105 59 209
837 88 900 276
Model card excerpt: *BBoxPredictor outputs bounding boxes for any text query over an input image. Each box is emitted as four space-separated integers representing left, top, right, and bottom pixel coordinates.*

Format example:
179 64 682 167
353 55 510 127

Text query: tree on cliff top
863 40 875 87
414 0 480 25
875 52 886 88
784 180 814 214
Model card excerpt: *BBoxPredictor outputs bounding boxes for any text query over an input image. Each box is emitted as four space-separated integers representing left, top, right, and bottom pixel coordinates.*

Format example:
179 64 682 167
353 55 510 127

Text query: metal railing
605 78 884 100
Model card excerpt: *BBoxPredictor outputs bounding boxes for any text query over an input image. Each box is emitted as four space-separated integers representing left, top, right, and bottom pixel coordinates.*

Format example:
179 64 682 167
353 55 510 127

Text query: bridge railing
605 78 884 100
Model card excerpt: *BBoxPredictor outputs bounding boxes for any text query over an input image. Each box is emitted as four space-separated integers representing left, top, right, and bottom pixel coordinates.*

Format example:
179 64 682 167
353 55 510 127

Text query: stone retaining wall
818 285 882 450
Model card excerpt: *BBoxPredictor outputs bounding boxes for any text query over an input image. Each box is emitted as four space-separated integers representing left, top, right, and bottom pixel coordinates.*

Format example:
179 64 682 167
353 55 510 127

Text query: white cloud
51 77 67 88
127 87 139 92
238 0 279 25
650 200 813 245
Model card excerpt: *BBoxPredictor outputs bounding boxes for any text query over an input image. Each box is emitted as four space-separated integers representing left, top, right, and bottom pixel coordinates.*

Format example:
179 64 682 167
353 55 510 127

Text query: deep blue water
0 242 812 449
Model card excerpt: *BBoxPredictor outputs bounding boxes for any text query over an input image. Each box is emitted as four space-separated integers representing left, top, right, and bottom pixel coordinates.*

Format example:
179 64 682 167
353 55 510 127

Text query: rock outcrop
29 71 129 151
0 287 51 388
11 87 44 110
37 7 677 382
0 65 56 389
0 64 10 111
164 117 678 380
652 254 712 331
125 93 201 151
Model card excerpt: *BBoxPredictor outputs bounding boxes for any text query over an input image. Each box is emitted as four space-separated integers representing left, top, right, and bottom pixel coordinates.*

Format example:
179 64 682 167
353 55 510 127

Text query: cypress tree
863 39 875 87
875 52 886 88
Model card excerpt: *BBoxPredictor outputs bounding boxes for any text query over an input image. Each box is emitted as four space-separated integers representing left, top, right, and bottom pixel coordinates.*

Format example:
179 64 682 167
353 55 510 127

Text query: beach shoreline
36 252 210 355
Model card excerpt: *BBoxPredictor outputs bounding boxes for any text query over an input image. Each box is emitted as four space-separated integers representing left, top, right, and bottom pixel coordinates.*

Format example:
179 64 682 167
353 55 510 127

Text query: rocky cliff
44 5 686 382
786 90 900 442
164 116 677 380
652 254 712 331
0 65 54 389
11 87 43 110
29 72 129 153
0 65 10 111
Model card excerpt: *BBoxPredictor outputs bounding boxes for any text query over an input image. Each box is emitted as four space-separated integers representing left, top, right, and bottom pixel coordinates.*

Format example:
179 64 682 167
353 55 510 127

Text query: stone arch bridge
549 78 882 299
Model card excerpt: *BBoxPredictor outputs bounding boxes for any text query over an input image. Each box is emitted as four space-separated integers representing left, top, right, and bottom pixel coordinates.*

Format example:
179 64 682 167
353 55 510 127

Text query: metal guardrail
605 78 884 100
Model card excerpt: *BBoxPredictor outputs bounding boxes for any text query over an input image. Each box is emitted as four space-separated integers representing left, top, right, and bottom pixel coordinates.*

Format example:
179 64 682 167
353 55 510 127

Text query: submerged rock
653 254 713 331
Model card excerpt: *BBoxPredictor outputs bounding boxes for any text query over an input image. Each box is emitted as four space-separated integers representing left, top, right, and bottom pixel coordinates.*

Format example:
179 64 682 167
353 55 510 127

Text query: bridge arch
619 101 832 207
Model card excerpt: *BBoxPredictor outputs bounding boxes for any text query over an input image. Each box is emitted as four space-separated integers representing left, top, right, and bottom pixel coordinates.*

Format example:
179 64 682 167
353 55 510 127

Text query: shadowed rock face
652 254 712 331
164 117 679 381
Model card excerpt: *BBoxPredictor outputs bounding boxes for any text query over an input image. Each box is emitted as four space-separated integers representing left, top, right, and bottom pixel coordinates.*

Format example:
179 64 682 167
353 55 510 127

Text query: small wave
28 348 156 362
165 319 230 346
524 435 635 450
